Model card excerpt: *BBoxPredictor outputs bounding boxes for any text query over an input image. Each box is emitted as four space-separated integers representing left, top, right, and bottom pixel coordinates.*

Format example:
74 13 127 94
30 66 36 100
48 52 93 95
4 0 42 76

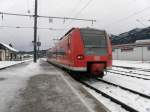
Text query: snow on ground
109 60 150 95
86 79 150 112
83 86 127 112
104 72 150 95
113 60 150 70
0 60 41 112
0 59 149 112
111 67 150 77
88 59 150 112
0 59 32 69
84 60 150 112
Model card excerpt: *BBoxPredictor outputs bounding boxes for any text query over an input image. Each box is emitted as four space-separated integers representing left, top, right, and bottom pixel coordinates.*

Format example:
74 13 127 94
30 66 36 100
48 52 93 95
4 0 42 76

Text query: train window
57 48 66 55
80 29 106 47
80 28 107 55
47 51 56 58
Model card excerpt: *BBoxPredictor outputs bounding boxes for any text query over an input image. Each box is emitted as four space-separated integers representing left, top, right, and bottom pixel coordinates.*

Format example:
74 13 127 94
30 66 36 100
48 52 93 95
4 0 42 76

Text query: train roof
80 27 105 31
64 28 75 36
60 27 105 40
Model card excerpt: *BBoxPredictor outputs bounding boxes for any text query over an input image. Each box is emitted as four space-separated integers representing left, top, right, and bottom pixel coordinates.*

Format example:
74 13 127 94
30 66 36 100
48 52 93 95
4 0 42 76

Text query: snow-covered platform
0 59 32 69
1 59 107 112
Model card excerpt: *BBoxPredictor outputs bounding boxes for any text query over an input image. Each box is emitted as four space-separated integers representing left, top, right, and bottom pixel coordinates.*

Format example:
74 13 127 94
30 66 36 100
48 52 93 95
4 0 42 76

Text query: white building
112 40 150 61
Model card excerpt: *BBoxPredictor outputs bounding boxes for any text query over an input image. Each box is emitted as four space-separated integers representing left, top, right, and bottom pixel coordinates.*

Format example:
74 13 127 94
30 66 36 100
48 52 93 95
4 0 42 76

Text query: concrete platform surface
8 59 107 112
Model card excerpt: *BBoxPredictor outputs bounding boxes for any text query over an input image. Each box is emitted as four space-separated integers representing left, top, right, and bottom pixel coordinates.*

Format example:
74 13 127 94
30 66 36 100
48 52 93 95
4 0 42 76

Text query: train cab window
80 28 107 55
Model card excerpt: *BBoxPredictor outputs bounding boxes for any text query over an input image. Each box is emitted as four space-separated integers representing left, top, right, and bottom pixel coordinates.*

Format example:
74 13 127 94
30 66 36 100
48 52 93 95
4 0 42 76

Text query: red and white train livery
47 27 112 77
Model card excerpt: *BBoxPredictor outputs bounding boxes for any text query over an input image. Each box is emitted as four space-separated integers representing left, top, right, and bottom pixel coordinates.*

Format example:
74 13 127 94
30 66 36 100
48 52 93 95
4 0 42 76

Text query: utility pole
33 0 38 62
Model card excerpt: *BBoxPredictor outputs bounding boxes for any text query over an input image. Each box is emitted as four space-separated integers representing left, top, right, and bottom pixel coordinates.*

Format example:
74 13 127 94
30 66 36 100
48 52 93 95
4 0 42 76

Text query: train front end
74 28 112 77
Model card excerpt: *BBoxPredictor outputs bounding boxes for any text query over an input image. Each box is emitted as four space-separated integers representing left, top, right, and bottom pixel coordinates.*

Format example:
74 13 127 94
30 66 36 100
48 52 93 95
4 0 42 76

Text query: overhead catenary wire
65 0 94 28
67 0 96 27
104 6 150 28
136 19 147 27
74 0 93 18
68 0 83 17
63 0 96 27
0 11 33 17
0 25 65 30
0 11 96 22
0 0 96 63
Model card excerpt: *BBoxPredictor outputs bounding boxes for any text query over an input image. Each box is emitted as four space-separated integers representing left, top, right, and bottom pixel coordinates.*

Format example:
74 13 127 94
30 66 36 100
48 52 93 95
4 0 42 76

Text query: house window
121 47 133 52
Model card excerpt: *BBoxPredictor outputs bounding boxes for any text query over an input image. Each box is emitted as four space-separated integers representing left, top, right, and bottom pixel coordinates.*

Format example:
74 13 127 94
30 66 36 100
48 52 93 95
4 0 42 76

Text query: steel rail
110 69 150 77
108 71 150 80
112 65 150 72
78 79 138 112
96 78 150 99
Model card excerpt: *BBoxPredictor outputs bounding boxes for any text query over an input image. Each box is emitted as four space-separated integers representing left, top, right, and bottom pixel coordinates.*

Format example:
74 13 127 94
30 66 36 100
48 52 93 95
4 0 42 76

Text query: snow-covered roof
136 39 150 43
0 42 18 52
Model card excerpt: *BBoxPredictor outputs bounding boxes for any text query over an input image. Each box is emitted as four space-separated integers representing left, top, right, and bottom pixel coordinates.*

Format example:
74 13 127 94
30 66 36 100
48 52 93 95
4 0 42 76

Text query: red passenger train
47 27 112 78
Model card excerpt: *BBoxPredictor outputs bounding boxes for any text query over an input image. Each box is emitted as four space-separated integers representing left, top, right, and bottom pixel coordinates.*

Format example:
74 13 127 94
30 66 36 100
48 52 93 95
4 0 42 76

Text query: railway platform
6 59 108 112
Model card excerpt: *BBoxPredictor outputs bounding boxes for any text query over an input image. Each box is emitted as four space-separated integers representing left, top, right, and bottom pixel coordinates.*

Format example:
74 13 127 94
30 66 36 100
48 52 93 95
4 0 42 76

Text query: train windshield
80 28 107 55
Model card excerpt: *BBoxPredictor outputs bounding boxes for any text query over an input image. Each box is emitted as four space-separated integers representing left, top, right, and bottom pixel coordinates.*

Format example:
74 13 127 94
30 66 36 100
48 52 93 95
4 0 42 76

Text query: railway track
107 70 150 80
75 77 150 112
51 62 150 112
77 79 139 112
110 69 150 77
112 65 150 72
97 78 150 99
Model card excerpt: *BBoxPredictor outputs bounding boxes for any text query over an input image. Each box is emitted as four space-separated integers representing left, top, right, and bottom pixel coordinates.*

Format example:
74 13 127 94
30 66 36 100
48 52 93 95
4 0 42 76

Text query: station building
112 39 150 61
0 42 18 61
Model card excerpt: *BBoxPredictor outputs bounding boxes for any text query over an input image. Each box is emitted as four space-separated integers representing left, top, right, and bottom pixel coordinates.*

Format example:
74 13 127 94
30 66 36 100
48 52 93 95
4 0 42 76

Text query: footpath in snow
0 60 37 112
0 59 105 112
113 60 150 70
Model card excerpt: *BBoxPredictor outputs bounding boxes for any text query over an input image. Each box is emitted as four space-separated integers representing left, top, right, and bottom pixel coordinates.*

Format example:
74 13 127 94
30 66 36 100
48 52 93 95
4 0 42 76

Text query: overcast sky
0 0 150 51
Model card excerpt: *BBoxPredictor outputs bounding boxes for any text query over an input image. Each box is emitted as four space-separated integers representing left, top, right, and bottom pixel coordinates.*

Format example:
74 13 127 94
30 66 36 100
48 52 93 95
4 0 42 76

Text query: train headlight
76 55 84 60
